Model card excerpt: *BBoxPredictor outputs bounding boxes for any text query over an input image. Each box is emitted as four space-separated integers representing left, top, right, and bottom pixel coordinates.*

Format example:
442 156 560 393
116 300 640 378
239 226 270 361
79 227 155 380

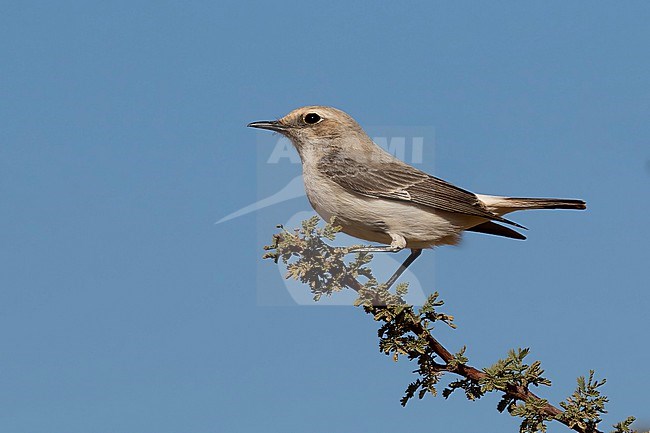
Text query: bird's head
248 106 372 159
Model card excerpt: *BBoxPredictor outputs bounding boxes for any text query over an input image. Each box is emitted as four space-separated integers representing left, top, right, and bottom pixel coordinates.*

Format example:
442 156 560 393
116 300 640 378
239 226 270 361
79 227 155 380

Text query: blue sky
1 1 649 432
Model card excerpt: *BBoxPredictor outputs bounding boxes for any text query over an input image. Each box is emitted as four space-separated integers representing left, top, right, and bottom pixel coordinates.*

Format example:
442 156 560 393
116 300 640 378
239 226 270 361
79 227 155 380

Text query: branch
263 217 637 433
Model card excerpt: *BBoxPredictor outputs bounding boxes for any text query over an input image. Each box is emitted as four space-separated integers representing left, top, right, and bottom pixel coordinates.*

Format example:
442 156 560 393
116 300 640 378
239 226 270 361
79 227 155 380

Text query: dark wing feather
319 154 524 228
465 221 526 240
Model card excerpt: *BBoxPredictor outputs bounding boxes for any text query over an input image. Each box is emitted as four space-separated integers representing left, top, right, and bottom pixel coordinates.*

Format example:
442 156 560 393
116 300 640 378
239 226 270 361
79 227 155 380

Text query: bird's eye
304 113 321 124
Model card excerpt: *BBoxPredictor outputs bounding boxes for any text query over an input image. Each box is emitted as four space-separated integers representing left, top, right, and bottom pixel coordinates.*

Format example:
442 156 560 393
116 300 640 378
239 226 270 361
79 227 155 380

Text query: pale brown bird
249 106 586 287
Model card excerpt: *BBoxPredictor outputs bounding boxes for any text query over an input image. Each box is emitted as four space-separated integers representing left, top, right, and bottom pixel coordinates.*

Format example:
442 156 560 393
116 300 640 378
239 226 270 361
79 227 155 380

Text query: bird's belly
304 176 484 248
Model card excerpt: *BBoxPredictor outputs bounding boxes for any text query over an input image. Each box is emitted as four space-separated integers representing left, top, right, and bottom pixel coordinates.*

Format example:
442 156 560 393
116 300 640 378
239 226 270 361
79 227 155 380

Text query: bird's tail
477 194 586 215
499 197 587 210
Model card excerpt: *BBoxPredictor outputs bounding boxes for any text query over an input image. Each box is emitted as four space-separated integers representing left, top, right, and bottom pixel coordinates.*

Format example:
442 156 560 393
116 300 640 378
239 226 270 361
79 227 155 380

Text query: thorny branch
343 269 566 426
263 217 638 433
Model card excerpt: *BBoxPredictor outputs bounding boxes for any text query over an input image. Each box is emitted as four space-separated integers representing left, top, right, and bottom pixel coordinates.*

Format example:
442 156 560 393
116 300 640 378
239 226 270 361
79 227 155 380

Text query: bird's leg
348 233 406 254
384 248 422 291
348 245 403 253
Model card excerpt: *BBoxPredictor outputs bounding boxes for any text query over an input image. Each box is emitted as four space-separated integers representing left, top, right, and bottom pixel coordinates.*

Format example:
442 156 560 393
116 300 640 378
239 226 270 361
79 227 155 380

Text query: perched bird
249 106 586 287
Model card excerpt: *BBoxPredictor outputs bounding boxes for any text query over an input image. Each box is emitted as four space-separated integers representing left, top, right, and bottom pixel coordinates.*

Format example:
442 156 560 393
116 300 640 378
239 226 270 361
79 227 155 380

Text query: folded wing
318 153 524 228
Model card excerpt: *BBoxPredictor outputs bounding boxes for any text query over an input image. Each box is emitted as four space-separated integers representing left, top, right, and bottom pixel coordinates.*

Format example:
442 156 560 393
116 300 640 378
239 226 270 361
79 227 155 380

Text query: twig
340 271 586 432
264 218 634 433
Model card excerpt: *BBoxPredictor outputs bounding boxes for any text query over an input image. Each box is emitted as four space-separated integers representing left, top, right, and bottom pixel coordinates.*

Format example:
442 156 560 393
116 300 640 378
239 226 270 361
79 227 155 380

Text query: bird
248 106 586 288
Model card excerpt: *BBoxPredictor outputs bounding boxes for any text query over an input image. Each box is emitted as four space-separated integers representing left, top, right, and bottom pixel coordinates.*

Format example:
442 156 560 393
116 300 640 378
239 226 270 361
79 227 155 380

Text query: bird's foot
348 234 407 254
348 245 404 254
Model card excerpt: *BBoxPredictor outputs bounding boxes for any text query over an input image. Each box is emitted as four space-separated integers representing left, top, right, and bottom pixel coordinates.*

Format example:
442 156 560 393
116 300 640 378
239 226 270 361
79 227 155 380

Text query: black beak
247 120 287 132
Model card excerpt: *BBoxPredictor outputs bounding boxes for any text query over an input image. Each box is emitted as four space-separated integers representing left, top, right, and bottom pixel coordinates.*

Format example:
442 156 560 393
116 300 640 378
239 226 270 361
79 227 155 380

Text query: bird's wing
318 154 524 228
465 221 526 240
